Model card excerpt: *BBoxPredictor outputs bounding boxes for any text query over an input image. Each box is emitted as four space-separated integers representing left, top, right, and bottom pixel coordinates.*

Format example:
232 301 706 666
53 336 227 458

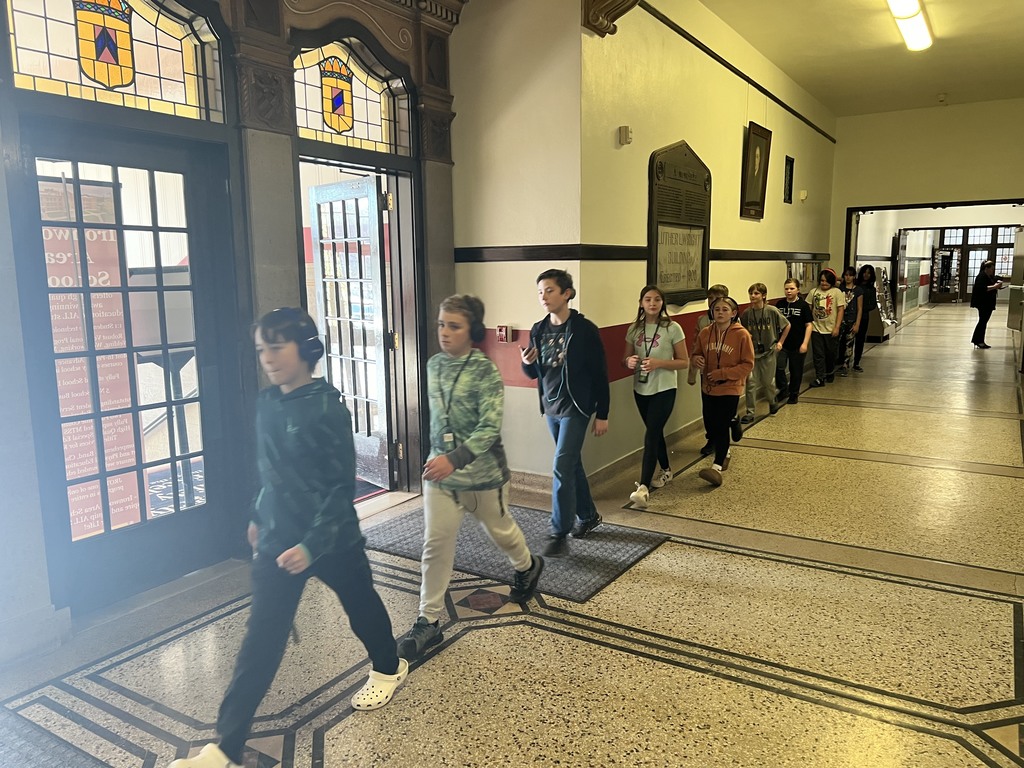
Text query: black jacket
971 271 998 311
522 309 610 420
252 379 361 562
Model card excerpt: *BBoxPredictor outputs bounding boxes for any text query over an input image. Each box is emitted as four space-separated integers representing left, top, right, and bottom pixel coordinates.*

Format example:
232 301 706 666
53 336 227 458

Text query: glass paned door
17 125 242 614
36 159 206 537
309 178 392 489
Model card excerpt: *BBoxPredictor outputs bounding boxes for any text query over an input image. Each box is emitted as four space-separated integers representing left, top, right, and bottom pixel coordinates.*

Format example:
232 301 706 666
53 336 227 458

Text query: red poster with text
62 420 99 480
85 229 121 288
96 354 133 411
108 472 142 530
102 413 136 471
92 292 127 350
55 357 92 417
43 227 82 288
50 293 86 353
68 480 104 541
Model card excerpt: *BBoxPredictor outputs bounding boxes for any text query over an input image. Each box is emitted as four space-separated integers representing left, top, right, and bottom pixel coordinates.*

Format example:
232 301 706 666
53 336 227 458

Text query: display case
931 247 961 303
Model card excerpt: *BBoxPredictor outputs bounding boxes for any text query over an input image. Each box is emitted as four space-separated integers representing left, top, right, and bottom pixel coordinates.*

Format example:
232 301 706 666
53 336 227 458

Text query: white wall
450 0 582 247
831 98 1024 262
857 204 1023 259
448 0 842 478
580 1 836 253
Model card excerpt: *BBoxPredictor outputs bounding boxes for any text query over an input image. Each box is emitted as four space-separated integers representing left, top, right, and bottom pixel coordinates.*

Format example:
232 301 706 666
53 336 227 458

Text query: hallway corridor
2 304 1023 767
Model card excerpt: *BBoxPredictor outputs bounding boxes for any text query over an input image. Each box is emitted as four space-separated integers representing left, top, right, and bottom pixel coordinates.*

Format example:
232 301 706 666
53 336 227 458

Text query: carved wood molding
237 60 296 134
582 0 640 37
283 0 466 30
418 105 454 164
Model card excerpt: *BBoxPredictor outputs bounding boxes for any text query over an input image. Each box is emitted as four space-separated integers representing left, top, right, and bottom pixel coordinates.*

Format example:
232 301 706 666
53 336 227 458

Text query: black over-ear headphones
470 318 486 344
272 307 325 364
711 296 741 322
463 296 486 343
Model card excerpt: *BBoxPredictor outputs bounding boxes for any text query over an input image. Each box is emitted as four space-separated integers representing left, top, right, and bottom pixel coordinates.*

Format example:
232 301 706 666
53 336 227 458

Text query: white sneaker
629 483 649 507
650 469 672 489
168 743 241 768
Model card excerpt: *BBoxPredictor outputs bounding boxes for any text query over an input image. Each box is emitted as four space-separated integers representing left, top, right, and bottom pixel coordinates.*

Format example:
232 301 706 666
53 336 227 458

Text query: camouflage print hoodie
252 378 362 562
427 350 510 491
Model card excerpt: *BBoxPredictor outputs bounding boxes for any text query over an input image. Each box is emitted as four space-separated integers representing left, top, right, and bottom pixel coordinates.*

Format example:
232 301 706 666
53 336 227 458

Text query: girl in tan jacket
690 297 754 486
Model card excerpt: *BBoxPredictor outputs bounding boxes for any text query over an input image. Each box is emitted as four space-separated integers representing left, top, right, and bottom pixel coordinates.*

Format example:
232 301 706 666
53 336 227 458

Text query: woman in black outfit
970 261 1006 348
853 265 877 372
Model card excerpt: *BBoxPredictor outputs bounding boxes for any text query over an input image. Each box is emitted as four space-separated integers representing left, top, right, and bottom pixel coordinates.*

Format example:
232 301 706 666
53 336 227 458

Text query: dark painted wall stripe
454 244 829 263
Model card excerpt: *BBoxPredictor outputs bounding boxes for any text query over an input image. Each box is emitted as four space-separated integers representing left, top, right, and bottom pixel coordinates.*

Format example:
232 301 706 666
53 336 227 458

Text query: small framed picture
783 156 794 204
740 122 772 219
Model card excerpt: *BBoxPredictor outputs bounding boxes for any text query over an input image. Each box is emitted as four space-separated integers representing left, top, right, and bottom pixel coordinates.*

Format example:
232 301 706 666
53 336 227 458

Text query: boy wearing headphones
170 308 406 768
397 295 544 661
520 270 609 558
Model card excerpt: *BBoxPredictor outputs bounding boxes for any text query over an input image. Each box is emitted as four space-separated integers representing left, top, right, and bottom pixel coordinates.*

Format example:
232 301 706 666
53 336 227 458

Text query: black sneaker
699 440 714 456
809 379 825 388
542 535 568 558
769 400 781 415
853 365 864 373
397 617 442 661
730 418 743 442
787 395 799 404
508 555 544 603
571 514 602 539
825 375 835 383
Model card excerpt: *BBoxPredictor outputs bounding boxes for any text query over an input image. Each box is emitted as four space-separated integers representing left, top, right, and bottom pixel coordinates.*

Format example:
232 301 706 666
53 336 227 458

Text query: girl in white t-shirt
623 285 689 507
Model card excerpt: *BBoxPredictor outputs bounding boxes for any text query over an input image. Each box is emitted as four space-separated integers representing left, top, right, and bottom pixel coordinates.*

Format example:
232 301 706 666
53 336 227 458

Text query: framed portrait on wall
740 122 772 219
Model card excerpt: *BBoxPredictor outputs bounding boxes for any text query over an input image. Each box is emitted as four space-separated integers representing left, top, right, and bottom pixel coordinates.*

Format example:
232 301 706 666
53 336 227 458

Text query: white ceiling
696 0 1024 117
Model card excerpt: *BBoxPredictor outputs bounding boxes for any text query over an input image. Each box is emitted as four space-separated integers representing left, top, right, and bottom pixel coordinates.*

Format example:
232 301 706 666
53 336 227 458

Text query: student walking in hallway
169 308 406 768
398 295 543 662
623 284 688 508
690 297 754 487
521 269 609 558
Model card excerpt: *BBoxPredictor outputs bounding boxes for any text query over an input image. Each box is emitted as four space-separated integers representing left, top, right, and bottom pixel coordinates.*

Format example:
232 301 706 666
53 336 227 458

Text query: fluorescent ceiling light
886 0 920 18
887 0 932 51
894 11 932 50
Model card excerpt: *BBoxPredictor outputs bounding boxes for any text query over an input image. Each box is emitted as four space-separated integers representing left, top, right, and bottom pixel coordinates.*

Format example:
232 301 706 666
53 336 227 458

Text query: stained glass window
7 0 222 122
294 42 411 155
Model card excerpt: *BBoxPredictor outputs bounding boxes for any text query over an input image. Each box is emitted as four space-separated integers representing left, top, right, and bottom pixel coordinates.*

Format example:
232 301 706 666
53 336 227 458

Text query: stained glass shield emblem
320 57 354 134
74 0 135 89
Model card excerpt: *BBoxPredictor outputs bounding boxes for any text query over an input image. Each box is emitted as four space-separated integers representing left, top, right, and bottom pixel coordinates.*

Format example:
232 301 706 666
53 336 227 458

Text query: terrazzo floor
2 303 1023 767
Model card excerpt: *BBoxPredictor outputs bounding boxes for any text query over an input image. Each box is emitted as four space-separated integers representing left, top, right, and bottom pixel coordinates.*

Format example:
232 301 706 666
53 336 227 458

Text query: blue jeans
545 413 597 537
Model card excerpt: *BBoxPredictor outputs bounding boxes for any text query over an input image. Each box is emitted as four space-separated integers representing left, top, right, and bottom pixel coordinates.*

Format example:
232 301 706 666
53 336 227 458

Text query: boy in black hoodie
520 270 610 559
169 308 405 768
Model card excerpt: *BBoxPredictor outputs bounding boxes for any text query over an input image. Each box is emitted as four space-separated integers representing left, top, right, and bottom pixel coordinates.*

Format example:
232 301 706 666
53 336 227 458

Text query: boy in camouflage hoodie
397 296 544 661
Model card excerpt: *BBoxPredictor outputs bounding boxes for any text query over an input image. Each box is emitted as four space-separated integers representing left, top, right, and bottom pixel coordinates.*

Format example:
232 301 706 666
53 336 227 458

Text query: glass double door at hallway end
15 123 247 614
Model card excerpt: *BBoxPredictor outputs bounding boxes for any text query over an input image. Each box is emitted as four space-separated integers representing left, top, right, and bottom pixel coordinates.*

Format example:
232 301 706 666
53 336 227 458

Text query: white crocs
351 657 409 711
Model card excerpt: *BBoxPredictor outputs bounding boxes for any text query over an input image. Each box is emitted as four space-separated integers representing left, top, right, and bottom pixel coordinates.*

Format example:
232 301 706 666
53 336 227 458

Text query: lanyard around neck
641 322 658 357
711 323 731 370
441 350 474 418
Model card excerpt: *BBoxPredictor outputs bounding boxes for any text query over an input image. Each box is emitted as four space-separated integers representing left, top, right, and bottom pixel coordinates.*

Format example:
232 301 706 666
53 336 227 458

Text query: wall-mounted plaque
648 141 711 306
